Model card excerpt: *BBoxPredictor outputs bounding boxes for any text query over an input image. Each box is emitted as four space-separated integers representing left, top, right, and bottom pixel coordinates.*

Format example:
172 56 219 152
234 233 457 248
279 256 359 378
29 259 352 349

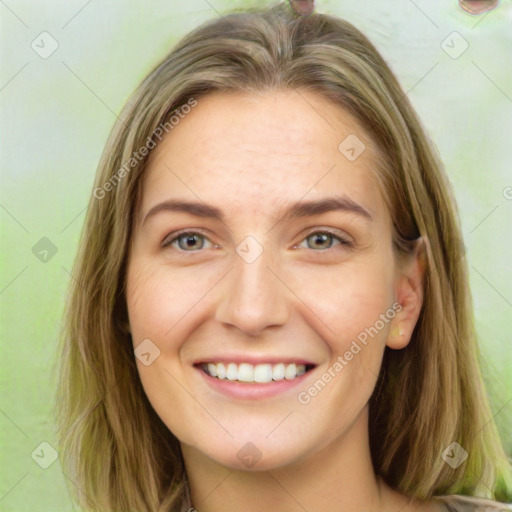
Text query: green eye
162 229 353 253
162 232 211 251
300 231 353 251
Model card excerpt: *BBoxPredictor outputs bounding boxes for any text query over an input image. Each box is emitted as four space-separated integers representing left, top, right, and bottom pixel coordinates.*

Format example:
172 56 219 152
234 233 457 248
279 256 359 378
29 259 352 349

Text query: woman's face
126 90 422 471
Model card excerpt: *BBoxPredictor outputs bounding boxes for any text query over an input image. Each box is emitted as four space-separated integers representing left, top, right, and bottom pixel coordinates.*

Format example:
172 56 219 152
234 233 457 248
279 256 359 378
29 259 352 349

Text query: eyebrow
141 195 373 226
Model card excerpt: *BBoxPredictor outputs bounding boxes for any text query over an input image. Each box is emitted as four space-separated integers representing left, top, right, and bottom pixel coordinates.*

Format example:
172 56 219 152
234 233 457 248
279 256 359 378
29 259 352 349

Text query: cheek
126 260 161 339
125 260 211 442
291 255 395 413
126 260 211 342
293 265 393 423
294 257 395 348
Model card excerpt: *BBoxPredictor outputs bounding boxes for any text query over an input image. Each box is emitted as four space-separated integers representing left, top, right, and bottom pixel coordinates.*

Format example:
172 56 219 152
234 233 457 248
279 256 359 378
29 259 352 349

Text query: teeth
238 363 254 382
202 362 308 383
254 364 272 383
216 363 226 379
272 363 285 381
226 363 238 381
207 363 217 377
285 363 296 380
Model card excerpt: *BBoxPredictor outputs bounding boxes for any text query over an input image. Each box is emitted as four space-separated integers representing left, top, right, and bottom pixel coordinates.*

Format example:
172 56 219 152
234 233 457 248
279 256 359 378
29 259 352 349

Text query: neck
181 407 411 512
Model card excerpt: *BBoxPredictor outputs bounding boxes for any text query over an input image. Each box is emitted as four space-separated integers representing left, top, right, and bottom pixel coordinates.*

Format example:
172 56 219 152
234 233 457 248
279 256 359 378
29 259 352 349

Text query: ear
386 237 427 350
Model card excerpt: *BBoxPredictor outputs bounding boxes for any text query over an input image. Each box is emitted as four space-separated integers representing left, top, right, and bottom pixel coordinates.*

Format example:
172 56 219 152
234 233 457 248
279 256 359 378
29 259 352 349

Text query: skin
126 90 438 511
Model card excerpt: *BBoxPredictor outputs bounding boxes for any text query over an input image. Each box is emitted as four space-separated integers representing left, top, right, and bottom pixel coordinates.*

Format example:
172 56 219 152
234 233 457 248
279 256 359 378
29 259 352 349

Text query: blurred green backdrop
1 0 511 510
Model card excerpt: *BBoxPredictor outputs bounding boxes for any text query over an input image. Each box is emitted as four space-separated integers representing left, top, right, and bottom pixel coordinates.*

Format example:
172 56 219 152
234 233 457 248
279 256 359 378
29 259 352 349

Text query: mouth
197 361 316 383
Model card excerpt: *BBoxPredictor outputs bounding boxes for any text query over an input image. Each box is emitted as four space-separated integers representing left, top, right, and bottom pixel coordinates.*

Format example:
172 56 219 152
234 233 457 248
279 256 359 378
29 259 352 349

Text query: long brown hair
55 2 512 510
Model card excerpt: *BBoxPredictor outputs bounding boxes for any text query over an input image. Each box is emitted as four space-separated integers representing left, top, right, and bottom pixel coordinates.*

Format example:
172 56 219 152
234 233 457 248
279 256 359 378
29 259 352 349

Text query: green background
1 0 511 510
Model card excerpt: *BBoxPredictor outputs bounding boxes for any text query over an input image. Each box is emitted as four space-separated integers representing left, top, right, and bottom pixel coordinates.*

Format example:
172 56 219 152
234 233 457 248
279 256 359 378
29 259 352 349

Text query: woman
55 2 512 511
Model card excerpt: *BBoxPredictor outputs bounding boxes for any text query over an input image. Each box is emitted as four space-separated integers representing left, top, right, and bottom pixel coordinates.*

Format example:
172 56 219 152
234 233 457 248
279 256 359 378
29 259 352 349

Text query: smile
201 362 315 383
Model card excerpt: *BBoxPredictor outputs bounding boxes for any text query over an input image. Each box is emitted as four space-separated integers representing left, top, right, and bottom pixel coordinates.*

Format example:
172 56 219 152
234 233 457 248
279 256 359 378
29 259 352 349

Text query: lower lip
196 366 314 400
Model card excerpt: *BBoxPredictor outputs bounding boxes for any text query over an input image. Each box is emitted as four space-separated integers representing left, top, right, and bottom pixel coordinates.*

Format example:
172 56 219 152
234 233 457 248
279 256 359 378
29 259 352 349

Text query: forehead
138 89 388 224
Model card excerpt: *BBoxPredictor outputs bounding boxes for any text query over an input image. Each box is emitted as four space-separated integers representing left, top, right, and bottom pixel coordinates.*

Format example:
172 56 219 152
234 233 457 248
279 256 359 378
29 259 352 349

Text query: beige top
433 495 512 511
179 492 512 511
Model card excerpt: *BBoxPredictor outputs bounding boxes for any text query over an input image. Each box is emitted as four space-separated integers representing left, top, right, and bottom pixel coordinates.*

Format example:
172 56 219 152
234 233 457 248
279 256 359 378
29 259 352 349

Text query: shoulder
432 494 512 511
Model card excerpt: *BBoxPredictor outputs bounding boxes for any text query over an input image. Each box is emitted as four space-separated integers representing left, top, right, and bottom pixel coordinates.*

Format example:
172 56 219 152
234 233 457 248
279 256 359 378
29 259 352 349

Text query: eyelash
161 229 353 254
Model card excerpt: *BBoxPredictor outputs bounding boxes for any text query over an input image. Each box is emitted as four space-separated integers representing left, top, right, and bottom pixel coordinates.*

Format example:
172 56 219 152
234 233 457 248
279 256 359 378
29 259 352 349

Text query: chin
186 434 311 472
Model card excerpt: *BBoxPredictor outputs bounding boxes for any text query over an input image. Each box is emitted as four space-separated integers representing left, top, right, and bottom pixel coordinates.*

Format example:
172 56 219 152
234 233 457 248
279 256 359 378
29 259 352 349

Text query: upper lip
194 355 317 366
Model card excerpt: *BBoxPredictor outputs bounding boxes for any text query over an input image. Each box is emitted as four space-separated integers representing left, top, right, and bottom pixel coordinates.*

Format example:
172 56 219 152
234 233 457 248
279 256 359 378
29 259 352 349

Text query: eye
162 231 214 251
298 230 353 251
162 229 353 253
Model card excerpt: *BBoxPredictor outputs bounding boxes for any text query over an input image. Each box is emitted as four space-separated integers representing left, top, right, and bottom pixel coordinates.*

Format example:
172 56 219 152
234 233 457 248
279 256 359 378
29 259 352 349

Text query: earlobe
386 237 427 350
387 311 407 350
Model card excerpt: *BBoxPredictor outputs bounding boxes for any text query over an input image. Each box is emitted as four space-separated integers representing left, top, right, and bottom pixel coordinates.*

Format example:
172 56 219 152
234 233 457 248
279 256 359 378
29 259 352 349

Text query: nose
214 243 291 336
